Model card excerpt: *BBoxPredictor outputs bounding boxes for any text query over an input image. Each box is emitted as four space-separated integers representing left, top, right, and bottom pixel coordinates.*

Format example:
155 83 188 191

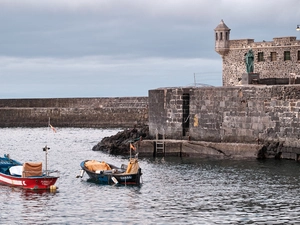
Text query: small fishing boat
0 146 59 190
78 158 142 185
78 142 142 185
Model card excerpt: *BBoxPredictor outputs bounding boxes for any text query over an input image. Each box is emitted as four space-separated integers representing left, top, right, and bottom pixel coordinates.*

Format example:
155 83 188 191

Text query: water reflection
20 189 58 200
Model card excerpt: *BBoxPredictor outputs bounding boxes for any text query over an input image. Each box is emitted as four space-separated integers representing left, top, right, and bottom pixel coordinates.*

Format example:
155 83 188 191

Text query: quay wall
0 97 148 128
149 85 300 159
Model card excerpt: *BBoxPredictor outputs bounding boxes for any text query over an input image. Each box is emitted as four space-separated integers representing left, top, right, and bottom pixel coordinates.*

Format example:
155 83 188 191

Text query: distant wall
0 97 148 128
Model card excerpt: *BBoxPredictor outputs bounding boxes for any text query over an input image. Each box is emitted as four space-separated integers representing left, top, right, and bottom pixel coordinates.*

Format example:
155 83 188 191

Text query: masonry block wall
149 88 187 139
215 20 300 87
222 37 300 86
0 97 148 128
149 86 300 150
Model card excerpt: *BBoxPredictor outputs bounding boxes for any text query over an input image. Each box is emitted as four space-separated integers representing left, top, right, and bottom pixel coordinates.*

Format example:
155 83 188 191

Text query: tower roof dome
214 19 230 31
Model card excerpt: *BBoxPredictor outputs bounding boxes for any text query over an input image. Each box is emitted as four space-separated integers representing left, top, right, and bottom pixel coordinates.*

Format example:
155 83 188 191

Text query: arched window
216 33 218 41
220 32 223 41
225 32 228 40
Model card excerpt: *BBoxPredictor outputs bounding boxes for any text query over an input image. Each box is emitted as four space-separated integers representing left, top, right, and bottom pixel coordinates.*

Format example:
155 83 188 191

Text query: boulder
92 125 150 155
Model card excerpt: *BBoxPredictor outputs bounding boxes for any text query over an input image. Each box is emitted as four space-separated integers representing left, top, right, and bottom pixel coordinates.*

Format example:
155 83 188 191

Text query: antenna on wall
192 73 214 87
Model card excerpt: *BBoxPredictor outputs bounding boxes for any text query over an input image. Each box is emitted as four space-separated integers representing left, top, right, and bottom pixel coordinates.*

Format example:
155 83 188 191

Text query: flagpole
130 144 132 159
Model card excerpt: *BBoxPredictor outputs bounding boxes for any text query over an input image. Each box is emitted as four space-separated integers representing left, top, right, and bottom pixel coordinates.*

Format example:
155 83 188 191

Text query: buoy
49 185 57 192
76 170 85 178
111 177 118 184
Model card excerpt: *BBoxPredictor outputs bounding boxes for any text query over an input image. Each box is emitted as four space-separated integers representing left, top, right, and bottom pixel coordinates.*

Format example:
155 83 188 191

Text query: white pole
130 145 132 160
44 145 48 176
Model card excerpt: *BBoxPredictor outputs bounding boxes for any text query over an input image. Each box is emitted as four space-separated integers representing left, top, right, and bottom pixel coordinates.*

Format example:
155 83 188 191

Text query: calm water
0 128 300 224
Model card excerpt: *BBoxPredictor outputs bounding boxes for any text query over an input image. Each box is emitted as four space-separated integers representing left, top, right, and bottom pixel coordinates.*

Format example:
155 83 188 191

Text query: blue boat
78 158 142 185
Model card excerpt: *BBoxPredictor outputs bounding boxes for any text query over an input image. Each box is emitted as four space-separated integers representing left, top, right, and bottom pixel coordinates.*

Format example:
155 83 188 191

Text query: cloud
0 0 299 98
1 0 299 58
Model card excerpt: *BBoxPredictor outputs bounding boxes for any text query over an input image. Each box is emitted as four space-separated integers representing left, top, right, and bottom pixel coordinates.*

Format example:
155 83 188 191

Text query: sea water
0 127 300 224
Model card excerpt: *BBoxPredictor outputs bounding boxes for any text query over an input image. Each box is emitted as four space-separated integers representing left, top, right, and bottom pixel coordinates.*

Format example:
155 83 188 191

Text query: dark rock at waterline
92 125 150 155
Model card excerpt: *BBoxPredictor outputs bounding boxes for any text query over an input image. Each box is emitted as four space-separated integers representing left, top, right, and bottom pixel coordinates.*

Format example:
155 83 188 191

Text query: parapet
229 39 255 48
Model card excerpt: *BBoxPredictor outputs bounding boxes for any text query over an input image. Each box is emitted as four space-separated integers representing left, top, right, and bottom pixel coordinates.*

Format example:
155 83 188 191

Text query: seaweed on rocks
92 125 150 155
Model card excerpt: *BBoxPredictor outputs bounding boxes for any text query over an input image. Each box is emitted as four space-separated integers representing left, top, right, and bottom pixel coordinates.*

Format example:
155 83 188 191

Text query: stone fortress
214 20 300 86
146 21 300 159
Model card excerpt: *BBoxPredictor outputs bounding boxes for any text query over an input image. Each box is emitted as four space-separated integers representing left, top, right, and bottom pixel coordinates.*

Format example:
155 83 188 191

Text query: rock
92 125 150 155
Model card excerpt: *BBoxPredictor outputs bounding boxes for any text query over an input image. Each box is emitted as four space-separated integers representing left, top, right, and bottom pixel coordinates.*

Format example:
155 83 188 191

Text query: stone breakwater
2 85 300 160
0 97 148 128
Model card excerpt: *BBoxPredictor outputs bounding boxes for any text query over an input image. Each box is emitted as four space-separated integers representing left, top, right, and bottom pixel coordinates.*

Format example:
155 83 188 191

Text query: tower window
220 32 223 40
225 32 228 40
216 33 218 41
270 52 277 61
257 52 264 62
284 51 291 61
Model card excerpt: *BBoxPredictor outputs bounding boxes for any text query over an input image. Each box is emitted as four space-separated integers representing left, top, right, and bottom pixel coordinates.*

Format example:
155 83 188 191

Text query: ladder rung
156 130 165 155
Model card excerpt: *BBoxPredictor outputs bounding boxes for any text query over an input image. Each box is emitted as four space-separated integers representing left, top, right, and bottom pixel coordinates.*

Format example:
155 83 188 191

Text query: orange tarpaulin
124 158 140 174
22 162 42 177
85 160 111 172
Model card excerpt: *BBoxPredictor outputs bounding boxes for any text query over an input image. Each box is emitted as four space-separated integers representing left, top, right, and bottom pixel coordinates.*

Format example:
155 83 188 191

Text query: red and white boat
0 146 59 190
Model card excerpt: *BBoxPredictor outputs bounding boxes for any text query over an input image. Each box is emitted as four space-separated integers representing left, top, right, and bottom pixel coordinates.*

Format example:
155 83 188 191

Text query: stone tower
214 19 231 56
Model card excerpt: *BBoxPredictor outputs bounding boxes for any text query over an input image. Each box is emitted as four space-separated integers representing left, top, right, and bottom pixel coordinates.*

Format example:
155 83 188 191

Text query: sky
1 0 300 98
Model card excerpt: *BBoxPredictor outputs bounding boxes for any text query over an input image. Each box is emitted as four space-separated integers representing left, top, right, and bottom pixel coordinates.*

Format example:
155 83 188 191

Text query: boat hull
85 170 142 185
0 173 59 190
80 161 142 186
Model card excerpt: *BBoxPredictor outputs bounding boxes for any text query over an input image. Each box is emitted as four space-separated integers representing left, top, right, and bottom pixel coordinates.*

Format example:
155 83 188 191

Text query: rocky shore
92 125 150 155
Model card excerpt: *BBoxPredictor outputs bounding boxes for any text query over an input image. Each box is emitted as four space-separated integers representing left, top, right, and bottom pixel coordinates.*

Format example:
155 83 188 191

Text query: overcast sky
1 0 299 98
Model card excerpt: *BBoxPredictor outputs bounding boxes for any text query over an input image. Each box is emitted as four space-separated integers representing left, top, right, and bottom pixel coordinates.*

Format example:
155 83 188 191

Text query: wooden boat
0 146 59 190
78 158 142 185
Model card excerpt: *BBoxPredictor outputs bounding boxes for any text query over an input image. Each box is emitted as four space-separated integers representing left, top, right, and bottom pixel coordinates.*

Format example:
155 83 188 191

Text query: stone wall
149 87 193 139
222 37 300 86
0 97 148 128
148 85 300 158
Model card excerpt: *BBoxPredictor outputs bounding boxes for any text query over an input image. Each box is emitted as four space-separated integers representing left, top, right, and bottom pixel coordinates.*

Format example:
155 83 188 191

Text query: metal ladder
155 129 165 155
